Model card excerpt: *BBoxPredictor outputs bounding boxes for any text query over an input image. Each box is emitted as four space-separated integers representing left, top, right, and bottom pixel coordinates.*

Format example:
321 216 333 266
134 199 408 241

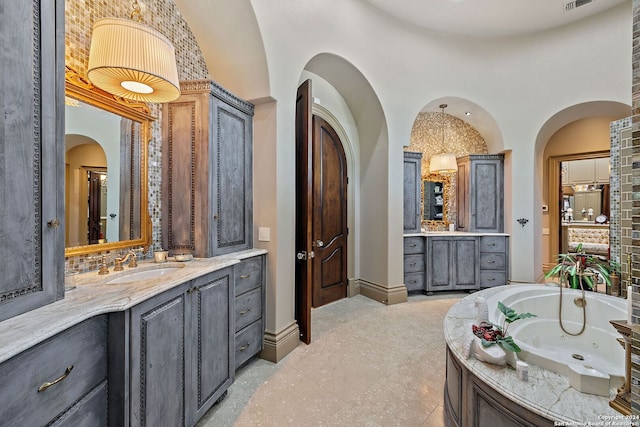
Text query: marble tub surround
0 249 267 364
445 285 631 425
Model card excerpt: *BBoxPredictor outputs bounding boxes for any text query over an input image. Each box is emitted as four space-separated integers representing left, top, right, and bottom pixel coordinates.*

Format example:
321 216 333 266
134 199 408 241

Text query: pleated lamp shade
429 153 458 173
88 18 180 103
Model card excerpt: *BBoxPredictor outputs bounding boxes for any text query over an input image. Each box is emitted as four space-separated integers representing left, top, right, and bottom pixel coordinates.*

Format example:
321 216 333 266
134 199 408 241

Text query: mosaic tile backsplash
65 0 209 273
406 112 488 231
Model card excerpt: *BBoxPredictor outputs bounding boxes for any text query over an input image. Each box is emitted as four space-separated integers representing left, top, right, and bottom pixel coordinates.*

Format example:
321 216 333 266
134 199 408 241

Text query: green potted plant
545 243 619 290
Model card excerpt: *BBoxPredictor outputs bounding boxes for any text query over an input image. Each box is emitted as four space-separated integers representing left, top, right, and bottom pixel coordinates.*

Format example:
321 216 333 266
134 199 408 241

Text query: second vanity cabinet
403 235 509 294
110 267 234 427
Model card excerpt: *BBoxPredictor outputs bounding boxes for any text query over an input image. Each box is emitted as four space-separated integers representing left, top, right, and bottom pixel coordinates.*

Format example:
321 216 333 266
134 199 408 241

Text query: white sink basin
105 266 183 284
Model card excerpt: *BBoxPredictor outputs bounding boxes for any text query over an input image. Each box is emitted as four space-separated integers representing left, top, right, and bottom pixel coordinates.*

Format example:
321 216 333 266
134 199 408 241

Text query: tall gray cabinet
456 154 504 233
403 151 423 233
0 0 65 322
163 80 254 257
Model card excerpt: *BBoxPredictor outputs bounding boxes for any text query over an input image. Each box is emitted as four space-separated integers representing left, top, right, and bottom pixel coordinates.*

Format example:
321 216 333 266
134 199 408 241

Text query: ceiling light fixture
429 104 458 174
87 1 180 103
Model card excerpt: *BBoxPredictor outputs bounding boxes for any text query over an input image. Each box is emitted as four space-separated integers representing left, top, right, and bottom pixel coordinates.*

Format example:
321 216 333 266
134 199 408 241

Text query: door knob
315 240 324 247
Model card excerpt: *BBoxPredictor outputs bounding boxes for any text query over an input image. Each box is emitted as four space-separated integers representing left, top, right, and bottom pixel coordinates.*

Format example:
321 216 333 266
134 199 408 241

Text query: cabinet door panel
0 0 64 322
403 152 422 233
453 239 478 289
211 94 253 255
428 239 452 291
130 290 187 427
471 162 500 231
188 268 234 424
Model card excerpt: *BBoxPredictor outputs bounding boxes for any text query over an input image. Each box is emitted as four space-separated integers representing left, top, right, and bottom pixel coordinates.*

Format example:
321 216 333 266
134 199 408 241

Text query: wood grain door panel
295 80 313 344
312 116 348 307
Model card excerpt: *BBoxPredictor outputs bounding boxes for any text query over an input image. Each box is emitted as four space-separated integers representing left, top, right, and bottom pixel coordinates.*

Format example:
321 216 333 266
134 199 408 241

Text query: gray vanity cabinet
456 155 504 233
426 236 479 292
403 152 423 233
0 316 108 427
0 0 65 322
163 81 254 257
126 267 234 427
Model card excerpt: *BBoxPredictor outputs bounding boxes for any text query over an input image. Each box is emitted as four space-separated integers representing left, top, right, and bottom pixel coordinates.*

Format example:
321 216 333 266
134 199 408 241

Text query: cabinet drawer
404 237 425 255
479 271 507 288
235 287 262 332
0 316 108 427
235 320 263 369
50 381 108 427
479 253 506 270
404 272 425 292
235 257 263 295
404 254 424 273
479 236 506 253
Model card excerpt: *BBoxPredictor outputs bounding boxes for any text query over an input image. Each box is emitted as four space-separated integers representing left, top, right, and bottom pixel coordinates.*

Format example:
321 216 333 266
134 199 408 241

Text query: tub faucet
114 251 138 271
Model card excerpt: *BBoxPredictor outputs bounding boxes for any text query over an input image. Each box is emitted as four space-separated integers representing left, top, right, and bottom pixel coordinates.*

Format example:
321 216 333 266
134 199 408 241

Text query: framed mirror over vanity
422 173 452 227
64 66 154 257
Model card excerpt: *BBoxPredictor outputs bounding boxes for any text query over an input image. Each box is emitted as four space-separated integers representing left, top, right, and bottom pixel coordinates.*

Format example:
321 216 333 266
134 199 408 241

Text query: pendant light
429 104 458 173
87 1 180 103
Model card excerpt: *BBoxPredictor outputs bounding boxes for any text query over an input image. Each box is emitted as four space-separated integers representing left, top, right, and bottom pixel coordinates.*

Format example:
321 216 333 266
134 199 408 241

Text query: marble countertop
0 248 267 364
404 231 510 237
444 286 632 425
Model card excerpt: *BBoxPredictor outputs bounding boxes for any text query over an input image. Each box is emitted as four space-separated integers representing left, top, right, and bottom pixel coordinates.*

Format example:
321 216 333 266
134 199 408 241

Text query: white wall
179 0 632 334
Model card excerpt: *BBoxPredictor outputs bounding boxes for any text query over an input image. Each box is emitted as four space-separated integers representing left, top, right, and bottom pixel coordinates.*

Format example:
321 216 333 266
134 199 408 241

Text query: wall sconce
87 1 180 103
517 218 529 227
429 104 457 174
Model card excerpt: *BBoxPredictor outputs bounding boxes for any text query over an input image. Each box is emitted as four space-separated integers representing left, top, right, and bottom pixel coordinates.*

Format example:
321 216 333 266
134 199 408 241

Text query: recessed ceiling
360 0 627 38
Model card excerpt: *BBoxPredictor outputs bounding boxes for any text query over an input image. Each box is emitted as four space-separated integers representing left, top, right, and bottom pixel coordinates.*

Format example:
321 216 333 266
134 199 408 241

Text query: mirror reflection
422 173 451 226
64 66 153 257
65 101 142 246
423 181 444 221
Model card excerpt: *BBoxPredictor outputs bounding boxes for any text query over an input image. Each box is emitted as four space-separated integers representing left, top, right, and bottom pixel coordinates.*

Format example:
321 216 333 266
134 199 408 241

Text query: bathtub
485 284 626 394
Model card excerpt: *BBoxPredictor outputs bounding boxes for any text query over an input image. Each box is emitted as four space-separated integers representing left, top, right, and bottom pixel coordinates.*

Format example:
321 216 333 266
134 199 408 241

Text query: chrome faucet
114 251 138 271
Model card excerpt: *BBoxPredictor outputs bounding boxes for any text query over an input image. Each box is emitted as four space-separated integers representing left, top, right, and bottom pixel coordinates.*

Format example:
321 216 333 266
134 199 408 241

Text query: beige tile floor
197 292 463 427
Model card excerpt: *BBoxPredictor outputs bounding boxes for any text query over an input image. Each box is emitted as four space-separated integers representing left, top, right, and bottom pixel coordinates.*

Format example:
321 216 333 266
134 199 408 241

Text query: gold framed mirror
422 173 452 227
64 66 154 257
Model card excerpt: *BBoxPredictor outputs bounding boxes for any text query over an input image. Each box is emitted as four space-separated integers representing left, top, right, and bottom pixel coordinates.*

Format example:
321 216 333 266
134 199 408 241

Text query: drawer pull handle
240 308 251 315
487 277 496 281
38 365 74 392
409 244 416 247
409 262 416 266
487 260 495 264
239 343 250 351
488 243 496 246
240 274 250 279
